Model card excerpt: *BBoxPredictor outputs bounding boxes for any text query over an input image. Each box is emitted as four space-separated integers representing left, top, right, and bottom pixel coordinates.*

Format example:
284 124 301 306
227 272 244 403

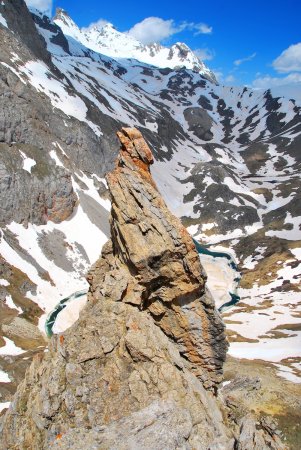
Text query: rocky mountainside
0 0 300 440
53 8 217 83
0 128 285 450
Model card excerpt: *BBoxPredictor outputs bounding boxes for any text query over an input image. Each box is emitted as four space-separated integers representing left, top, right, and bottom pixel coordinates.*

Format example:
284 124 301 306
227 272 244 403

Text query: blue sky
26 0 301 87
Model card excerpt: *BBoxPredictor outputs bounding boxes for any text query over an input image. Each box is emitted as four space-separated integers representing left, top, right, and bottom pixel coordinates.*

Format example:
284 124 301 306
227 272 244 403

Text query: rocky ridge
53 8 217 83
0 129 285 450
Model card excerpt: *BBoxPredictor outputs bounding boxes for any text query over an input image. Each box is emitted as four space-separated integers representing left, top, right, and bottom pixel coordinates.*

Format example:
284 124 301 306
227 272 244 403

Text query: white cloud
250 43 301 91
234 52 256 66
212 70 223 83
82 19 110 32
252 72 301 89
225 74 235 83
209 70 237 85
128 17 213 44
25 0 52 15
128 17 178 44
194 23 212 35
272 42 301 73
194 48 215 61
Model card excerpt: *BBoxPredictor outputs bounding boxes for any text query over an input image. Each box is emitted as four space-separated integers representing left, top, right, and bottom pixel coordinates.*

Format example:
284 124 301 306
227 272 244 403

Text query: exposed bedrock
89 127 228 390
0 129 285 450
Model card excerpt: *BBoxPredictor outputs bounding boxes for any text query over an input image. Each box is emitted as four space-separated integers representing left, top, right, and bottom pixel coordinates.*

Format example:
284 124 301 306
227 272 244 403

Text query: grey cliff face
0 0 52 67
0 10 119 226
0 146 77 226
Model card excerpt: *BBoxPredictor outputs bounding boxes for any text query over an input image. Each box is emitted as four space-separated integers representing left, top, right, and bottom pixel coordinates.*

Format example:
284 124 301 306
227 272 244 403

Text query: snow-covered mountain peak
167 42 211 74
53 7 71 23
51 9 216 83
86 21 140 48
53 7 83 43
99 22 117 33
172 42 190 51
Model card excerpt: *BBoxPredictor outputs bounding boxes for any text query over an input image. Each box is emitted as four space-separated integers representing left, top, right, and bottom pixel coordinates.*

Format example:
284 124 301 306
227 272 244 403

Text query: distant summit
53 8 69 23
53 9 217 83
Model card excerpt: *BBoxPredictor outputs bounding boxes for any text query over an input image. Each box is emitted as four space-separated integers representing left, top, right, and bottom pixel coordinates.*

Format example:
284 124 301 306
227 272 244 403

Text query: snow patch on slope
1 60 102 137
0 337 26 356
0 12 7 28
19 151 36 173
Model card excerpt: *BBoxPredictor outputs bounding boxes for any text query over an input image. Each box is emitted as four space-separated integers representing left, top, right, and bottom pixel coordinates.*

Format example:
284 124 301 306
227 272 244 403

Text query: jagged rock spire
0 128 285 450
89 127 228 389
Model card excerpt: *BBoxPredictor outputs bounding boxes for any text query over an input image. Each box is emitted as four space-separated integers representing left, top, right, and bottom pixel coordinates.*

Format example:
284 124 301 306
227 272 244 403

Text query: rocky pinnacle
0 128 286 450
88 127 228 390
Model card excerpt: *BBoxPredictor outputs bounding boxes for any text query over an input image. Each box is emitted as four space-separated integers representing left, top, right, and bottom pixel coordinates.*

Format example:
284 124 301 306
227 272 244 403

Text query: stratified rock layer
89 127 228 390
0 129 285 450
